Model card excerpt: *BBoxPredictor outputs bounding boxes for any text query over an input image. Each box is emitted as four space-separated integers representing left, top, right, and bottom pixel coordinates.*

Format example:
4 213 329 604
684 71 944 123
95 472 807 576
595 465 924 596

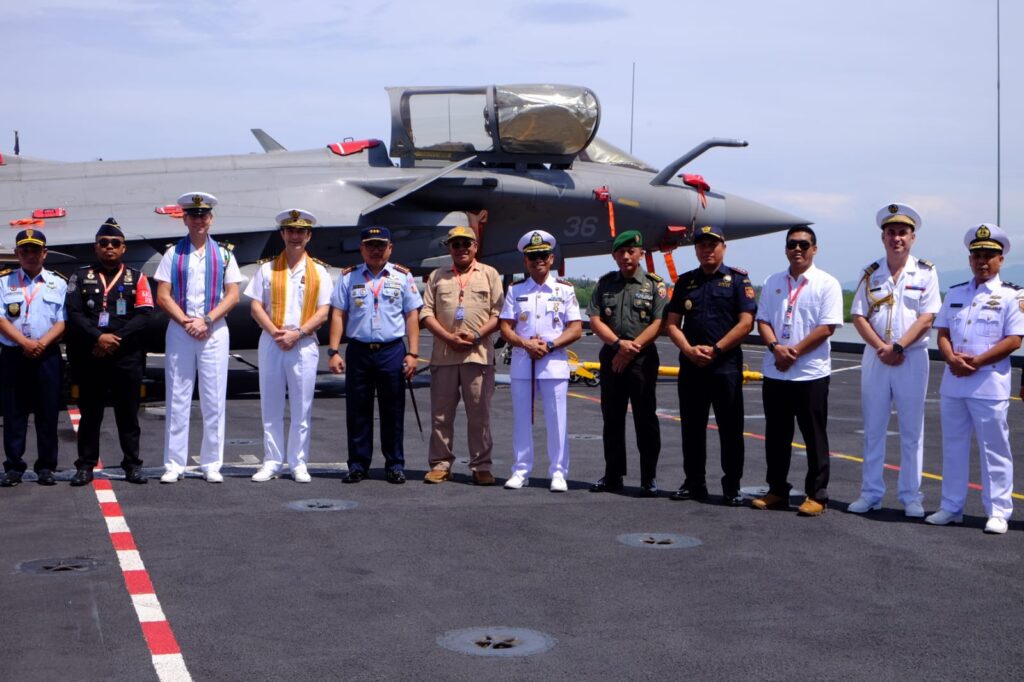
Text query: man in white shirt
926 224 1024 534
848 203 941 518
752 227 844 516
245 209 332 484
154 192 242 483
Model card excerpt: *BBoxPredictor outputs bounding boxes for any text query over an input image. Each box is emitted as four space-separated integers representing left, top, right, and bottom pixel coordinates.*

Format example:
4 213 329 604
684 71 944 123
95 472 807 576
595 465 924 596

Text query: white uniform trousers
510 378 569 477
939 395 1013 520
859 347 928 504
163 321 230 474
257 332 319 471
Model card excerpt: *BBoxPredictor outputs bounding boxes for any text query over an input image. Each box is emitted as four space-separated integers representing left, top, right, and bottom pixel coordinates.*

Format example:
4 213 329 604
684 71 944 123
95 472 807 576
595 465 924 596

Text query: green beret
612 230 643 251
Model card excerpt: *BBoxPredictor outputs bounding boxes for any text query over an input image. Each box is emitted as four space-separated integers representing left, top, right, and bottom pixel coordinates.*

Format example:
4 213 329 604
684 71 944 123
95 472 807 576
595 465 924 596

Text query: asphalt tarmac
2 333 1023 681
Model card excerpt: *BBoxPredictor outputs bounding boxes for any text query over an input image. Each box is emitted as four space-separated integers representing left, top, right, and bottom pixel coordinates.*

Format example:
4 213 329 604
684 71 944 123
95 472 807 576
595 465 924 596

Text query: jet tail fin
251 129 286 153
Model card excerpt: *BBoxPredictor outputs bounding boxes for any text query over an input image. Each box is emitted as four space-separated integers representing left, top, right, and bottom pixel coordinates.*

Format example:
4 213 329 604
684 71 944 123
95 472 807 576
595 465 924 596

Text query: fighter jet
0 84 809 346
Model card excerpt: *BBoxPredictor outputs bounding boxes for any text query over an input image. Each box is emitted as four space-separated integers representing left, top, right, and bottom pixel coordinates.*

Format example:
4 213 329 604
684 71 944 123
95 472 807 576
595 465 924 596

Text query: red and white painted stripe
68 406 192 681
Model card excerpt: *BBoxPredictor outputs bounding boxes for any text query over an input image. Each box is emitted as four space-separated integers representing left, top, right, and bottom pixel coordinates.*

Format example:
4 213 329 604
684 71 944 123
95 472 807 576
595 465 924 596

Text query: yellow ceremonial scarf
270 252 320 328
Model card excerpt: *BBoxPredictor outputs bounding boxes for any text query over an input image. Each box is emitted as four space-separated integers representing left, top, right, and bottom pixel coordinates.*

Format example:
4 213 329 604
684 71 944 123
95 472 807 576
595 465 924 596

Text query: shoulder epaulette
0 267 12 278
255 256 274 266
392 263 410 274
220 241 235 251
645 272 664 282
164 242 176 251
917 258 934 270
598 270 617 282
556 277 573 287
725 265 747 276
49 270 69 282
864 262 880 276
1001 281 1022 291
75 264 92 271
341 265 357 275
950 281 968 289
311 257 330 268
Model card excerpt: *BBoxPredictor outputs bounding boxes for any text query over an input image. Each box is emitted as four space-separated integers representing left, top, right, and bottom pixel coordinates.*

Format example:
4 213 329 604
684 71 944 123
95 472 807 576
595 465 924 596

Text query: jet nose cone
720 193 811 239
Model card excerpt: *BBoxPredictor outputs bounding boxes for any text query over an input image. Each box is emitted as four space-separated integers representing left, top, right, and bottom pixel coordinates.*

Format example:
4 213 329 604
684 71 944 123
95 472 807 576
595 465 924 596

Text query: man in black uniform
586 230 668 496
664 225 756 505
65 219 155 486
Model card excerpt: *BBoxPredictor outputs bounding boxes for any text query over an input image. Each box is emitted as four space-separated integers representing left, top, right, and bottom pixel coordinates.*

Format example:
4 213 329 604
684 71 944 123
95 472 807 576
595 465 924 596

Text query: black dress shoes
343 469 366 484
589 477 624 493
637 480 659 498
0 471 23 487
669 485 709 502
37 470 57 486
385 469 406 484
721 492 744 507
124 468 148 485
70 469 94 487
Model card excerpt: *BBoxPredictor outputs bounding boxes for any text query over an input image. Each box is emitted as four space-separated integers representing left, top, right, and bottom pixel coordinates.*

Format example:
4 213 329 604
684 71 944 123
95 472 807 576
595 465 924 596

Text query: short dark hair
786 225 817 245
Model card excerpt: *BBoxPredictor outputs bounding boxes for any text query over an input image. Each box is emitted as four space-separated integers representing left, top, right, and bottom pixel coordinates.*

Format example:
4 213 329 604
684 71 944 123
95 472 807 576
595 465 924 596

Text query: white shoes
550 472 567 493
292 465 311 484
504 472 528 489
925 509 963 526
903 500 925 518
202 470 224 484
984 517 1009 535
251 466 279 483
160 470 182 484
847 497 881 514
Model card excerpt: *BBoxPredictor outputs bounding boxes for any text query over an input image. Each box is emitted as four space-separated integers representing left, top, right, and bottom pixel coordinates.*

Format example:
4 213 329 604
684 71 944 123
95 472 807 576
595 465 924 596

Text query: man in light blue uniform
0 229 67 487
328 227 422 484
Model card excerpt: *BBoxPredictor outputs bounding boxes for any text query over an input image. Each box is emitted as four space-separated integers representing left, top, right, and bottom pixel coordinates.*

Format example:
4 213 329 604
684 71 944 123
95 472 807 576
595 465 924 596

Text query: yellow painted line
567 390 1024 501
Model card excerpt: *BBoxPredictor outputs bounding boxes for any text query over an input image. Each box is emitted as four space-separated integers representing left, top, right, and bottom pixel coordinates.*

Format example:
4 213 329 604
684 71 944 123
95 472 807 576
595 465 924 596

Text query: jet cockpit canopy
387 84 600 168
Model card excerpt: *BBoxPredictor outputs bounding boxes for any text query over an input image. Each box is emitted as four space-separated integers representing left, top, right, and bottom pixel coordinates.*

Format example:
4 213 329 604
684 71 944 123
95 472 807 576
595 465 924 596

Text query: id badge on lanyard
782 277 806 340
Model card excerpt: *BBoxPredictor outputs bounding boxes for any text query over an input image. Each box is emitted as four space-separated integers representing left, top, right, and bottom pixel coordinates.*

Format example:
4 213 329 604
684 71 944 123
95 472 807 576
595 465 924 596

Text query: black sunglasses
97 238 124 248
786 239 812 251
526 251 552 261
448 239 474 249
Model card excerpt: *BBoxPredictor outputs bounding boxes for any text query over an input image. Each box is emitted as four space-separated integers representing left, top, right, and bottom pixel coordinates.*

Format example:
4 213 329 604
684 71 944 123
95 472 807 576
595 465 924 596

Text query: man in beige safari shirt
420 226 505 485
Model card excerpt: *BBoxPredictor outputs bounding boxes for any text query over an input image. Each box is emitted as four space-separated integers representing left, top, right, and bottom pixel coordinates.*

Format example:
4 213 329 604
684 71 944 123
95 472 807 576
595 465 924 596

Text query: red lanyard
17 271 42 318
451 264 475 302
786 275 807 312
364 269 387 310
98 265 124 311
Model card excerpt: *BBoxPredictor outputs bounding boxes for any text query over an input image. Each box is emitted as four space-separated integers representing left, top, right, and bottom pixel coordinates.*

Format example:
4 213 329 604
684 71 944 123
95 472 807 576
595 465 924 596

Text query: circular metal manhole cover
18 557 103 575
438 627 555 657
567 434 602 441
226 438 260 446
284 499 358 512
739 486 805 500
617 533 702 549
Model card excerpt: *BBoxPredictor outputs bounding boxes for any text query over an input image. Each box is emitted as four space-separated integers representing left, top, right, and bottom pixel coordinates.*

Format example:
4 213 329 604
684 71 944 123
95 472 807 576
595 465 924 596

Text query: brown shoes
797 497 826 516
751 493 789 510
424 468 452 484
472 471 496 486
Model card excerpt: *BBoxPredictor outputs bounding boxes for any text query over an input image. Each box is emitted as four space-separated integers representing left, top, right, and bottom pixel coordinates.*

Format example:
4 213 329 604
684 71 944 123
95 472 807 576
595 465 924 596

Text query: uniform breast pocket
902 288 922 311
976 310 1003 337
3 293 25 318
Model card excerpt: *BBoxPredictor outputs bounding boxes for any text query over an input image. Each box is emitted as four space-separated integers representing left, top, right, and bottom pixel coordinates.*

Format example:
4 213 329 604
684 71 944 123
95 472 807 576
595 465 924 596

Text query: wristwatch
327 348 340 358
712 344 723 356
767 341 779 353
202 314 213 326
546 341 556 352
892 342 905 355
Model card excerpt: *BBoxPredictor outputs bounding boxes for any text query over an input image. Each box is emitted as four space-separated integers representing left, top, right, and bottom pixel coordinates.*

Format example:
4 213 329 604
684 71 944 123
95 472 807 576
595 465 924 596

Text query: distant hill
842 263 1024 292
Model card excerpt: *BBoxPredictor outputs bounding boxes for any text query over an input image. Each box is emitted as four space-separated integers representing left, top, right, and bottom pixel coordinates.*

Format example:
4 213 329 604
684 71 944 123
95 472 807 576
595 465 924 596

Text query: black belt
350 338 403 352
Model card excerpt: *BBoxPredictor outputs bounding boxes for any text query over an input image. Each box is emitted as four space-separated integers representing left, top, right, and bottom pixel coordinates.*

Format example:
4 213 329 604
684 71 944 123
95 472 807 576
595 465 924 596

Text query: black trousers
762 376 831 501
71 350 145 471
1 345 62 473
345 340 406 472
599 345 660 483
678 367 744 494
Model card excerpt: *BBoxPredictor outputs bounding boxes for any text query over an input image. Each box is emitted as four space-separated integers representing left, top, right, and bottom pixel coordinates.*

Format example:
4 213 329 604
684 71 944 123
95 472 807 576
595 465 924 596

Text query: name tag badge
98 311 110 327
371 309 382 331
22 323 32 338
454 306 465 321
116 299 127 316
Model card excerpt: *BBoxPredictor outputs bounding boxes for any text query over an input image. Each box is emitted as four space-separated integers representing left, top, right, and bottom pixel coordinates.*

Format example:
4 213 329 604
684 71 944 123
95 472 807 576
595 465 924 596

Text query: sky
5 0 1021 286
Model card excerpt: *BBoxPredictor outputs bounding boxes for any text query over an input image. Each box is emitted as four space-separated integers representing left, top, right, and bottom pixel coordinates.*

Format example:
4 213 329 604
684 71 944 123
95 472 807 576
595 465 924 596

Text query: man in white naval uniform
498 230 582 492
155 192 241 483
848 203 941 518
926 223 1024 534
245 210 332 483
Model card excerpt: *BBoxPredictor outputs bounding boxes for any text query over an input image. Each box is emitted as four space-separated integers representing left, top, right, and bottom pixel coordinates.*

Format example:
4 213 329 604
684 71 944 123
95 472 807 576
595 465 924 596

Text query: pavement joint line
568 391 1024 501
67 406 193 682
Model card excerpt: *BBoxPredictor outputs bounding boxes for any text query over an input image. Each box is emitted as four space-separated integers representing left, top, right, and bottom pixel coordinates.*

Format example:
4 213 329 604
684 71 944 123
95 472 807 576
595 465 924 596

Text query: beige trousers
428 363 495 472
